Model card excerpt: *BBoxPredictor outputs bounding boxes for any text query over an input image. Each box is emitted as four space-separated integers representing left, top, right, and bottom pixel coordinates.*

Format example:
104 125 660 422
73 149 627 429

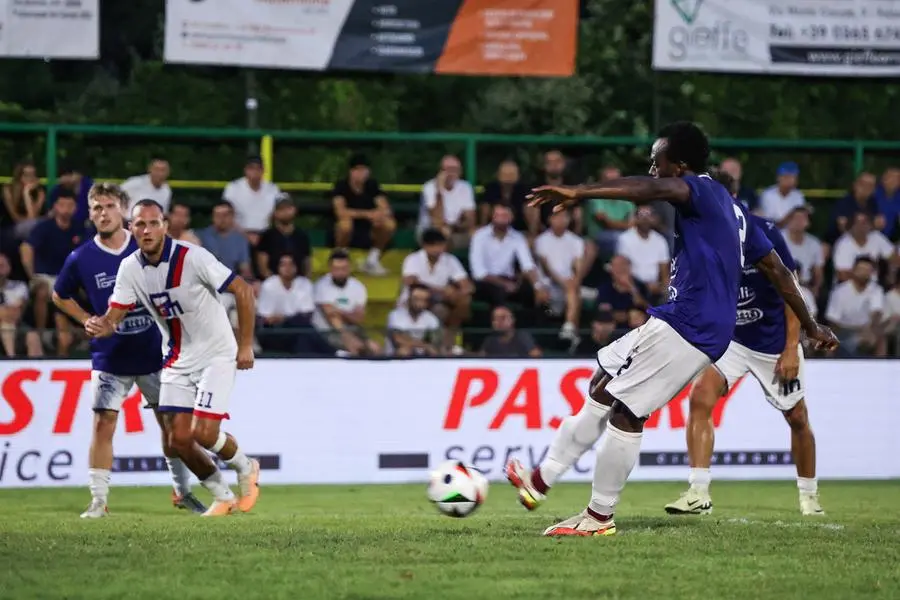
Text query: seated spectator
469 204 549 308
256 194 311 278
573 313 617 357
480 305 542 357
400 228 472 350
758 162 805 227
167 201 202 245
875 167 900 240
3 160 45 241
615 206 670 299
719 157 758 212
826 257 886 356
196 200 253 279
223 155 280 246
417 155 476 250
882 279 900 355
47 162 93 227
595 255 650 330
534 210 585 342
19 189 87 355
331 154 396 275
527 149 582 238
257 255 334 356
311 249 380 356
832 212 893 283
0 253 38 357
825 171 882 245
478 159 529 230
781 206 825 296
122 158 172 214
584 165 634 260
386 283 442 357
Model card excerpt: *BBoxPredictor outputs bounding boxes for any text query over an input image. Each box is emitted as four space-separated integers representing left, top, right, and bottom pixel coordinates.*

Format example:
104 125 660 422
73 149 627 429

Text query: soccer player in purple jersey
664 170 824 517
52 183 211 518
505 122 838 536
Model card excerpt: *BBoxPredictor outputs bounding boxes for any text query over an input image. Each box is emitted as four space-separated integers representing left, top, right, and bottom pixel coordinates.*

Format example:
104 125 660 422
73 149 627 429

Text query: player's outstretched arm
226 276 256 370
528 177 692 212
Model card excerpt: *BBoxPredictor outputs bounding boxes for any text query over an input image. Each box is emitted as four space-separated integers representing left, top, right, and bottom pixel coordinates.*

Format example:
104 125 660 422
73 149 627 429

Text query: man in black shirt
594 255 650 330
527 150 583 238
478 159 529 230
256 194 311 279
331 154 396 275
480 305 542 357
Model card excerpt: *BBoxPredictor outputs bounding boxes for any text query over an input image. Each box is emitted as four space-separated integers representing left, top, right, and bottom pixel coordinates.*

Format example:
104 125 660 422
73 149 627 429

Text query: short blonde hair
88 182 129 208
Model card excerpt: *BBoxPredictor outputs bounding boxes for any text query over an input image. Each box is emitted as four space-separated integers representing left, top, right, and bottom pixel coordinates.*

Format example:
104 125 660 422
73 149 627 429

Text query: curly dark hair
657 121 710 174
711 168 738 195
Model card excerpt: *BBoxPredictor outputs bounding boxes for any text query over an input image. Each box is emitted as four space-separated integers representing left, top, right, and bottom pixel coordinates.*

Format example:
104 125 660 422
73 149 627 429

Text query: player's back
647 174 743 361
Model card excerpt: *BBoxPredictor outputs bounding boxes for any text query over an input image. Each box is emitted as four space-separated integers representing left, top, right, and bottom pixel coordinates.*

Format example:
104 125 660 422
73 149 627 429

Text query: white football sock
225 449 252 477
539 400 611 487
166 457 192 497
367 248 381 263
88 468 111 504
689 467 712 495
588 425 643 517
797 477 818 495
200 470 235 502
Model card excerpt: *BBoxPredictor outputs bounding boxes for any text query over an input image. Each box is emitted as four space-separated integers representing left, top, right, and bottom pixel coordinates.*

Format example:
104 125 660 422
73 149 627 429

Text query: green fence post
46 126 58 189
465 136 477 184
854 141 864 174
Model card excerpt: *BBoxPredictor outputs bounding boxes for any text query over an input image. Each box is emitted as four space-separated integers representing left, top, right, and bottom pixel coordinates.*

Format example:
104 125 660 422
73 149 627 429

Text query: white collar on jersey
93 230 132 256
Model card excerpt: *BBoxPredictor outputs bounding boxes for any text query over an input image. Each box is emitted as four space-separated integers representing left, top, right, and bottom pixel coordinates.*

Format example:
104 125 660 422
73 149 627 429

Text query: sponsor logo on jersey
737 286 756 307
736 307 764 325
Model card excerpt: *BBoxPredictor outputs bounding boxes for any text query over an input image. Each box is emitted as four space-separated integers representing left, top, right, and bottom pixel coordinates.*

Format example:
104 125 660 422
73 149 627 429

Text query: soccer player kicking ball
87 199 260 517
54 183 208 518
664 170 823 517
506 122 838 536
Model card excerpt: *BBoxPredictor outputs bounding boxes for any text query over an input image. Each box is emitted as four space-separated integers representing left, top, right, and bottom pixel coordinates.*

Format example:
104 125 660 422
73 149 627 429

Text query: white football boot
800 493 825 516
543 509 617 537
664 487 713 515
80 499 109 519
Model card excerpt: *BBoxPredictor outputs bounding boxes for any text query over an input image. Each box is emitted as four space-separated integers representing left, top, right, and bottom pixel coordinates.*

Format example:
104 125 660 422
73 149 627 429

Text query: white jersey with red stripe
109 236 237 373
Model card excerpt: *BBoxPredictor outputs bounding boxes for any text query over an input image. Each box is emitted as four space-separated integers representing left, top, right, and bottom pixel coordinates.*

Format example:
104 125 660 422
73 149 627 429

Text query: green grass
1 481 899 600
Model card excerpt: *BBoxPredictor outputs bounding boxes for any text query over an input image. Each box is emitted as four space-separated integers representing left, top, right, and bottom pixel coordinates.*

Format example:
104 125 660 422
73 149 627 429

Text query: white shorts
92 370 161 411
159 359 236 420
714 341 806 411
597 317 711 418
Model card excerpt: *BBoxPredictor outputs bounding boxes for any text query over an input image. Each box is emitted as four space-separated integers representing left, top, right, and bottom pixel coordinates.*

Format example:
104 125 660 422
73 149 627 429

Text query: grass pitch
1 481 898 599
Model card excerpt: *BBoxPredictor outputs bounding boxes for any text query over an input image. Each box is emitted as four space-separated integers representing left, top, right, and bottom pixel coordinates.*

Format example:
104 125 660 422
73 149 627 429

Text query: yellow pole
261 135 274 181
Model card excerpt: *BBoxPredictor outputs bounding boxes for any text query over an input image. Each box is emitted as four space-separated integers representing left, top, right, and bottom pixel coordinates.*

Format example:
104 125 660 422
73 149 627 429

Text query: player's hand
236 345 255 370
527 185 578 212
85 316 115 338
805 323 839 352
775 346 800 382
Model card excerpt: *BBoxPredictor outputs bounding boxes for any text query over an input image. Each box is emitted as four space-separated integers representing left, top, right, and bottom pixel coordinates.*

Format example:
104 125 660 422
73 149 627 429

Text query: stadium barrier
0 359 896 488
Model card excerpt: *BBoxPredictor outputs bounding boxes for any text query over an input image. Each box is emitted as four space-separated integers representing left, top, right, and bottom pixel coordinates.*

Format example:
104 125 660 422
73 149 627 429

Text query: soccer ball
426 460 489 518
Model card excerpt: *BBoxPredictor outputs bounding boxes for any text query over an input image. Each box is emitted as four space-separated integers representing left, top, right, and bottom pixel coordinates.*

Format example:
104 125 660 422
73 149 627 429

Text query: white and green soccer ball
427 460 489 518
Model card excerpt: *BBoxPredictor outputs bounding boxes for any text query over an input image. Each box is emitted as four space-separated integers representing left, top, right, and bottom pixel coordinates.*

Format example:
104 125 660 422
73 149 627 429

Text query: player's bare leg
193 418 260 513
507 368 613 511
783 400 823 515
168 412 237 517
82 410 117 518
153 411 206 514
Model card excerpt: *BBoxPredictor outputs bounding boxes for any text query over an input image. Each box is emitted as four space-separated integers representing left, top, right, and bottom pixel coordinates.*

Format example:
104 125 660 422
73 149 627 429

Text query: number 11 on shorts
196 391 213 409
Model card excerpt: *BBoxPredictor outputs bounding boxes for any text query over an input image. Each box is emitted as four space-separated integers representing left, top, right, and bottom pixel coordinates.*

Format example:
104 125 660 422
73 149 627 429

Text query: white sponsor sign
653 0 900 76
0 359 896 488
163 0 354 69
0 0 98 59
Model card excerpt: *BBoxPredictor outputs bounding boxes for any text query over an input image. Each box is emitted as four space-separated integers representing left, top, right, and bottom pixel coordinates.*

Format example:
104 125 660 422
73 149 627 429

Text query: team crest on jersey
149 291 184 319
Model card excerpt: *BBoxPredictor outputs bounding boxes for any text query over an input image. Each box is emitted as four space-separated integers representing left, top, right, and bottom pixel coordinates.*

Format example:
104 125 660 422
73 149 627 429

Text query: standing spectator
615 206 670 299
3 161 45 241
534 210 585 342
47 163 94 227
166 201 202 245
876 167 900 240
385 283 442 357
527 150 581 238
825 171 882 245
719 157 758 212
758 162 805 227
595 255 650 330
223 155 280 246
196 200 253 279
400 228 472 350
469 204 548 308
826 257 886 356
19 189 86 355
311 249 380 356
584 165 634 260
0 253 37 357
256 194 311 279
331 154 396 275
478 159 529 229
782 206 825 297
418 155 476 249
832 212 894 283
480 305 542 357
121 158 172 213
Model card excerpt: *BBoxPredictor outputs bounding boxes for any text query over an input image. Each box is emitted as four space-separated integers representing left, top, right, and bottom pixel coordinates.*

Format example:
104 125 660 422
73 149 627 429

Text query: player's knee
689 374 723 415
783 401 810 432
191 419 221 448
609 400 644 434
93 410 117 441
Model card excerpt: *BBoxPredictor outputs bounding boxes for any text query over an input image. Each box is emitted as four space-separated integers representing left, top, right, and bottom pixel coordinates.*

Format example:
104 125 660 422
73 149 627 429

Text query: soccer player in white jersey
87 199 260 517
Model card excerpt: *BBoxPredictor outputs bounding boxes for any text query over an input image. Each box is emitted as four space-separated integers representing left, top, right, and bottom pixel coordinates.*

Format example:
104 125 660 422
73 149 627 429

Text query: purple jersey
733 215 795 355
648 175 772 361
54 233 162 375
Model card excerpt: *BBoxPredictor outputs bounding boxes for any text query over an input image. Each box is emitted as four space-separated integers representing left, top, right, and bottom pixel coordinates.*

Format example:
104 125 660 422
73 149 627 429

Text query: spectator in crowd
719 157 758 212
122 157 172 213
758 162 805 227
875 167 900 239
47 163 93 227
881 279 900 355
469 204 548 308
256 194 311 279
831 212 894 283
478 159 529 230
826 256 886 356
418 155 476 249
166 201 202 245
400 228 472 350
573 313 617 357
595 254 650 330
312 249 380 356
196 200 253 279
527 150 581 238
223 155 280 246
19 189 86 355
480 305 542 358
0 253 36 357
257 254 333 356
386 283 442 357
825 171 882 244
583 165 634 261
331 154 396 275
782 205 825 297
3 161 45 241
534 210 585 343
615 206 670 299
